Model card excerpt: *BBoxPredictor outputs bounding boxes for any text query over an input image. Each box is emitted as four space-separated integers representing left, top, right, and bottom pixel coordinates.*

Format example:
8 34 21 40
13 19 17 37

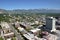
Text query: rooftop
4 32 14 37
1 22 10 29
23 33 35 40
30 28 40 32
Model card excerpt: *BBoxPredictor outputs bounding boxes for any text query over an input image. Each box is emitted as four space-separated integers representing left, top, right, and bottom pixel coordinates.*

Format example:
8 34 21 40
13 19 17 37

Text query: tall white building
46 17 56 32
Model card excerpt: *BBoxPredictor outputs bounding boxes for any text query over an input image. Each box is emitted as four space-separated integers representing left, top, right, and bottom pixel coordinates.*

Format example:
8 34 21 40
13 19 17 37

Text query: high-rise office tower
46 17 56 32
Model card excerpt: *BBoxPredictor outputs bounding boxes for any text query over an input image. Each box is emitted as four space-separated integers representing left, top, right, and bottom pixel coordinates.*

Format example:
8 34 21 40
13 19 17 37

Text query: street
9 23 24 40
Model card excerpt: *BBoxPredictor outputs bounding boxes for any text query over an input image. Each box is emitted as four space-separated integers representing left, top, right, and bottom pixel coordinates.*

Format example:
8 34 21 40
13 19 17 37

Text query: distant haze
0 9 60 14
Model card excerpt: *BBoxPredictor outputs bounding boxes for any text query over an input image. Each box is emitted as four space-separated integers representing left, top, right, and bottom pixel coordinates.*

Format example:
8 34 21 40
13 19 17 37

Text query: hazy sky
0 0 60 10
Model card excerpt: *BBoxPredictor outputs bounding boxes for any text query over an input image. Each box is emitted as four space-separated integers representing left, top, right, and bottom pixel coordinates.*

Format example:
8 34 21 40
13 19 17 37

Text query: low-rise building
1 22 15 39
18 27 27 34
43 34 58 40
23 33 35 40
4 32 14 38
20 22 31 30
14 21 20 28
30 28 40 36
1 22 10 29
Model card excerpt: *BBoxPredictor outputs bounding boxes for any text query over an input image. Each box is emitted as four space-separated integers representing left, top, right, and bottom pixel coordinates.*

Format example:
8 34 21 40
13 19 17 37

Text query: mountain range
0 9 60 14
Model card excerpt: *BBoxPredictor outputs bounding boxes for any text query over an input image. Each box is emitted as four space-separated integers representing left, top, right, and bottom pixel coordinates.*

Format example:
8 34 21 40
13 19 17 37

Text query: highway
9 23 24 40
